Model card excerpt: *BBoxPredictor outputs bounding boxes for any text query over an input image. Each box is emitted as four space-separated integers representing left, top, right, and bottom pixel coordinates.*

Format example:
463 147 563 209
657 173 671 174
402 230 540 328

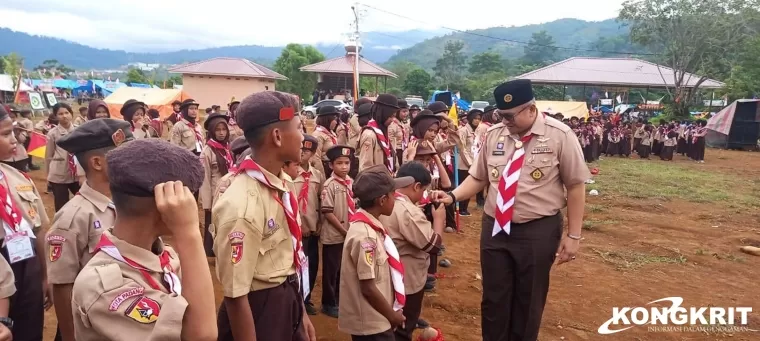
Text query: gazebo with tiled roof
300 44 397 96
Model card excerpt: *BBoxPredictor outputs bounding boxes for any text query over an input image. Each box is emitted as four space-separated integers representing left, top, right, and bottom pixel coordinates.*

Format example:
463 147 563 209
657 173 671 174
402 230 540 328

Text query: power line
359 3 658 57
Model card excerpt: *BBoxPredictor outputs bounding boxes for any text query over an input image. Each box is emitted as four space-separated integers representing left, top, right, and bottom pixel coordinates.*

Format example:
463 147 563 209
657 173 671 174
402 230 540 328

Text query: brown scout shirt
211 167 297 297
310 129 335 176
294 165 324 236
358 129 387 173
320 176 351 245
388 119 404 151
73 116 86 126
379 193 441 294
170 119 203 153
72 230 187 341
338 209 393 335
5 119 30 162
45 181 115 284
336 123 349 146
458 123 476 171
470 114 590 223
0 256 15 299
46 124 80 184
199 145 227 210
348 115 362 149
0 163 50 238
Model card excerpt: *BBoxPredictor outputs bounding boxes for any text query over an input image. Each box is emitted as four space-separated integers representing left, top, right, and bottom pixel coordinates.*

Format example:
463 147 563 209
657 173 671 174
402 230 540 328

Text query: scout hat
180 99 200 110
354 97 373 112
230 136 249 156
353 165 414 203
415 143 437 156
493 79 533 110
483 105 496 114
397 99 409 109
316 105 340 116
373 94 399 109
172 100 182 106
427 101 448 114
203 113 230 131
120 99 145 119
357 103 373 117
302 134 318 153
57 119 134 154
409 104 421 112
236 91 298 133
325 145 355 162
107 139 204 197
410 110 442 139
467 109 483 121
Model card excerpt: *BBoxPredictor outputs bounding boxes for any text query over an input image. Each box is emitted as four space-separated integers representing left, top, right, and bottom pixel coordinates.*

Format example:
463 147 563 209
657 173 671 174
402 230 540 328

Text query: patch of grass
593 248 687 271
594 158 760 207
582 221 595 230
587 204 607 213
695 248 707 256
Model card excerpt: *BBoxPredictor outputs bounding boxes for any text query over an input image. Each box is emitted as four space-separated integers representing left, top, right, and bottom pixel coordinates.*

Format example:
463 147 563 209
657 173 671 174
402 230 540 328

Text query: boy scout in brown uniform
432 79 590 341
339 165 412 341
45 119 134 341
170 99 204 155
212 91 316 341
294 135 324 315
379 162 445 341
319 145 356 318
71 139 217 341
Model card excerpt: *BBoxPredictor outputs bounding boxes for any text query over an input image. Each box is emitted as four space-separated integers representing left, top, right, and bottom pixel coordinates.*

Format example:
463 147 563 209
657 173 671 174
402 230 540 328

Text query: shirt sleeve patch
109 287 144 311
125 296 160 324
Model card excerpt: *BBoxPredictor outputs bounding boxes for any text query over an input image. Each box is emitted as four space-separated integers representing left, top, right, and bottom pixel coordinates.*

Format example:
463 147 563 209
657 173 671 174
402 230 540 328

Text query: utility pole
351 4 360 102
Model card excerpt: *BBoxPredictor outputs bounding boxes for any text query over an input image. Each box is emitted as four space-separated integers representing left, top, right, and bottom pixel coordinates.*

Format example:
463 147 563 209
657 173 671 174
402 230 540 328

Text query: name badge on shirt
5 232 34 264
300 255 310 299
492 151 505 156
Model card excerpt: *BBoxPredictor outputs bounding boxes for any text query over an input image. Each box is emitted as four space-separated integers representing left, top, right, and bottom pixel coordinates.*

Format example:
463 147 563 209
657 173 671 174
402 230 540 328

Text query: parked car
405 97 425 109
302 100 352 118
470 101 490 111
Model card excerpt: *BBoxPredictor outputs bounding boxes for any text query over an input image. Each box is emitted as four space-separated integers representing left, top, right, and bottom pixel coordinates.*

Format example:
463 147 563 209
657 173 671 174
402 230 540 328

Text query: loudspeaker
433 92 453 106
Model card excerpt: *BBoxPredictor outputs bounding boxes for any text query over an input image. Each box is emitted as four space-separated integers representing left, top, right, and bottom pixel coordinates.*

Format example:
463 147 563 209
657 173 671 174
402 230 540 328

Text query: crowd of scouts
552 115 709 163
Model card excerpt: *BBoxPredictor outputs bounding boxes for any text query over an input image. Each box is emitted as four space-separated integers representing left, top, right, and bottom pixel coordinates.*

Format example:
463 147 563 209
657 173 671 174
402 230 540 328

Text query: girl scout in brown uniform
200 113 233 256
121 99 152 139
87 99 111 120
0 105 51 341
45 119 133 341
71 139 216 341
311 105 340 177
170 99 204 155
45 103 83 212
358 94 399 173
432 79 589 341
211 91 316 341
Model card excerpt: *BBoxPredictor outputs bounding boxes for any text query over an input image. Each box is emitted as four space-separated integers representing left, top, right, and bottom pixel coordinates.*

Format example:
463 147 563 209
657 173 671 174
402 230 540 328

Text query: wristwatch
0 317 13 331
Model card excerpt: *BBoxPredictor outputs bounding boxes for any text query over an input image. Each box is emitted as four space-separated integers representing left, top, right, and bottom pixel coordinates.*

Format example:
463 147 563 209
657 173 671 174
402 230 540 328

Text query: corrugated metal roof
168 57 287 80
514 57 724 89
300 54 397 78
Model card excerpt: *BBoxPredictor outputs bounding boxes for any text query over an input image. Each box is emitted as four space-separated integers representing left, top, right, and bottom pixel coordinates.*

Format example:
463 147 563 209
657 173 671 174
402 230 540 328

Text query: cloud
371 45 404 50
0 0 626 52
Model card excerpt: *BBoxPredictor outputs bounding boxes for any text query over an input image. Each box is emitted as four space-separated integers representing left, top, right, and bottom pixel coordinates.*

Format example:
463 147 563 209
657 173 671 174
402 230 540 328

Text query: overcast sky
0 0 627 52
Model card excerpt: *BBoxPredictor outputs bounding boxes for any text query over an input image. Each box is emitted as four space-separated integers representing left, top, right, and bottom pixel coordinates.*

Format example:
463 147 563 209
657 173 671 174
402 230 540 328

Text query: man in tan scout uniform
45 119 134 341
71 139 216 341
432 79 590 341
212 91 316 341
170 99 204 155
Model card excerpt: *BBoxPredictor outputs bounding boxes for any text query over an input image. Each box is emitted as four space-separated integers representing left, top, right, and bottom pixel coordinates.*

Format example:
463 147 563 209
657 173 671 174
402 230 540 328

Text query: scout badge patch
110 287 145 311
125 296 160 324
229 231 244 264
364 250 374 266
112 129 126 146
530 168 544 181
47 235 66 262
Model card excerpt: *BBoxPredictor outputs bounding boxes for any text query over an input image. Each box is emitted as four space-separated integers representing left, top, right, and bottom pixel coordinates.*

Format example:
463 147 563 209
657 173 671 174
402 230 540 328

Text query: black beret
357 103 373 117
203 113 229 131
106 139 203 197
483 105 496 113
120 99 145 117
57 119 134 154
230 137 249 155
410 110 441 127
236 91 297 132
316 105 339 116
397 99 409 109
409 104 421 111
180 99 200 110
373 94 399 109
353 165 413 203
427 101 448 114
494 79 534 110
302 134 318 153
325 145 355 162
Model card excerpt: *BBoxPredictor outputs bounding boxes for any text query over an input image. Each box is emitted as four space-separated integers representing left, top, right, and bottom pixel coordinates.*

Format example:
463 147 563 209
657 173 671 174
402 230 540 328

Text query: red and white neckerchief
206 139 236 173
67 154 78 178
366 120 394 173
236 157 305 272
332 175 356 217
400 120 409 149
493 134 534 236
316 126 337 145
183 119 204 152
350 211 405 311
0 171 30 237
297 169 312 212
94 234 182 295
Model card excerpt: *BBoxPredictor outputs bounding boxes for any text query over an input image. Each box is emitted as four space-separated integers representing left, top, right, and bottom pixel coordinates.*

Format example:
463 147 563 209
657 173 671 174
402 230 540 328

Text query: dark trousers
476 190 486 207
396 149 403 169
204 210 215 257
50 181 81 212
349 157 359 179
321 243 343 307
217 277 307 341
351 329 396 341
423 204 443 275
457 169 471 213
322 160 333 179
394 290 425 341
480 213 563 341
303 236 320 304
2 244 44 341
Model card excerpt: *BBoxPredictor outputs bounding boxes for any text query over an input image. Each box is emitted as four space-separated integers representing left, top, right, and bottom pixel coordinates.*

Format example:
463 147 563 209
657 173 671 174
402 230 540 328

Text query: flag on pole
448 102 458 126
27 132 47 158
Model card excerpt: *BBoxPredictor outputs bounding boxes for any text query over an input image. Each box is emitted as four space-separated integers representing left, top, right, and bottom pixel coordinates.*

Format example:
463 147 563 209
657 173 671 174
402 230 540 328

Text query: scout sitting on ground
46 119 134 341
339 165 412 341
70 139 216 341
320 145 356 318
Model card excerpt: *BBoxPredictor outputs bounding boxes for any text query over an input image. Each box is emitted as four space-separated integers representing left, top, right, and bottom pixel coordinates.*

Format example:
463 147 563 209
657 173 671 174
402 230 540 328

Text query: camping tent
104 87 190 119
536 101 589 119
706 99 760 149
0 74 33 92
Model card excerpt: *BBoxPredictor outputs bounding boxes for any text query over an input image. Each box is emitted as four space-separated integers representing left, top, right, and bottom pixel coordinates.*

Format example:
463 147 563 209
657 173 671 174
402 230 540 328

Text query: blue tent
53 79 77 89
129 83 151 88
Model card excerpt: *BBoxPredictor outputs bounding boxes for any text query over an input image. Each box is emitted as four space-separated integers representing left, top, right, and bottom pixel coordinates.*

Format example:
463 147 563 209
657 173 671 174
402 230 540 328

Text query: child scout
71 139 217 341
46 118 134 341
339 165 412 341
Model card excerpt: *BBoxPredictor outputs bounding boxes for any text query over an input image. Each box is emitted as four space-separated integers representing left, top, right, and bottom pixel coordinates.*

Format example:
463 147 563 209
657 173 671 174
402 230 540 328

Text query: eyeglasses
498 105 532 121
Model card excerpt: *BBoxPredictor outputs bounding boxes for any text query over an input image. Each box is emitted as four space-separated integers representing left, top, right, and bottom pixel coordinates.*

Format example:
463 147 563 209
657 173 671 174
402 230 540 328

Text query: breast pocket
258 231 292 275
486 163 505 185
375 251 389 283
17 190 41 227
524 155 559 182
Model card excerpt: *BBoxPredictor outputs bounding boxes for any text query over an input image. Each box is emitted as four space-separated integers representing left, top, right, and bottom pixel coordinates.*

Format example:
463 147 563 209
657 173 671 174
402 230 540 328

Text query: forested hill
387 18 632 70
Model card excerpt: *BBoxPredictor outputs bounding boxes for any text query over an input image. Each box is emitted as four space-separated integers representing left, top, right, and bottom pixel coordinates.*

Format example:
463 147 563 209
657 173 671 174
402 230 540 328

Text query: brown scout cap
57 119 134 154
236 91 297 133
353 165 414 203
106 139 203 197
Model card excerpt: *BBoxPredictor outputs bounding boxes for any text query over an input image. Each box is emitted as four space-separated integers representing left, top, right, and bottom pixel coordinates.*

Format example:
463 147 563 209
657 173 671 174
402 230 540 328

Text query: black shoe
459 211 471 217
416 318 430 329
305 303 317 315
321 306 339 318
424 277 436 292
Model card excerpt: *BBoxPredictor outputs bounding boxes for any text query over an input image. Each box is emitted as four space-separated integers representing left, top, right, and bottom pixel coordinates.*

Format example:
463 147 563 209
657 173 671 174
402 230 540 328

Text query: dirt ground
33 148 760 341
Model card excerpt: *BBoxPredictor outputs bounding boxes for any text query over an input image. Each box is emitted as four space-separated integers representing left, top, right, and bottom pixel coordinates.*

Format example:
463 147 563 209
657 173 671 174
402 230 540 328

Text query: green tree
724 36 760 99
273 44 325 100
3 53 23 89
522 31 559 65
33 59 74 78
403 69 432 97
126 68 149 84
468 51 504 74
384 61 418 92
433 40 467 88
619 0 760 118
